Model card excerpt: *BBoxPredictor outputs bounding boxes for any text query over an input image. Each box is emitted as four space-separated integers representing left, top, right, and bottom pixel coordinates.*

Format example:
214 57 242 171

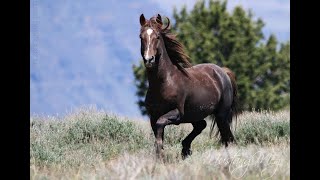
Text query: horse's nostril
144 56 154 62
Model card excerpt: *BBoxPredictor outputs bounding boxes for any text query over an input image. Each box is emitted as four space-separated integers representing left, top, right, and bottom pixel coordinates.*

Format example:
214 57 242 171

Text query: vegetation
133 0 290 115
31 107 290 179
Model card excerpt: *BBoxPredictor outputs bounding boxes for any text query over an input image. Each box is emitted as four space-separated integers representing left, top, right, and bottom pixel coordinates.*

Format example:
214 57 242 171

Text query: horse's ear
140 14 146 26
156 14 162 25
163 16 170 30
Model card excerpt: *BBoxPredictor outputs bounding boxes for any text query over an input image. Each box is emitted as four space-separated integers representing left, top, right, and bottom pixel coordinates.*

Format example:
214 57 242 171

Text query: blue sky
30 0 290 119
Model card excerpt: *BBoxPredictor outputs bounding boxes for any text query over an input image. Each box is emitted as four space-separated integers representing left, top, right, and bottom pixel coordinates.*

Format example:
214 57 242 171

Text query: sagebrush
30 107 289 179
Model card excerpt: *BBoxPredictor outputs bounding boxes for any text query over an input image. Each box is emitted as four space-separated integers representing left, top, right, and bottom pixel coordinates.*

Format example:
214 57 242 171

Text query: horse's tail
222 67 238 122
210 67 238 146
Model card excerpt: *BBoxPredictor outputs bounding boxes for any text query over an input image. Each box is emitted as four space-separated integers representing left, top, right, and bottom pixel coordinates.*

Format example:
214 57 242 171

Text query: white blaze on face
145 28 153 60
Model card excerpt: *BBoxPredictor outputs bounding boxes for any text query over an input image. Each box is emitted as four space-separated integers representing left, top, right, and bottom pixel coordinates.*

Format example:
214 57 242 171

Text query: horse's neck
147 38 176 89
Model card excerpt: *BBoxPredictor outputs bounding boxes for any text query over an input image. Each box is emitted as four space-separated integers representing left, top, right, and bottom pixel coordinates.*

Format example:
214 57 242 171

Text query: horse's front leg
151 109 181 161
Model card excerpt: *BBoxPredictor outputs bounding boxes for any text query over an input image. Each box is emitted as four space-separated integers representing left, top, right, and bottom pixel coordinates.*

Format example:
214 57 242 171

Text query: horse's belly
185 84 220 111
186 102 215 112
184 100 216 119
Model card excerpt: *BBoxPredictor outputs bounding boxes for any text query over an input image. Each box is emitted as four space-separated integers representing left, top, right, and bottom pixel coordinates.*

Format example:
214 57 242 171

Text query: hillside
30 107 290 179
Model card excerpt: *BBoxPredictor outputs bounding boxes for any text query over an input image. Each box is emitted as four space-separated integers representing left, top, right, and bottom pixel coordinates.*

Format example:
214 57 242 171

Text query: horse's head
139 14 170 68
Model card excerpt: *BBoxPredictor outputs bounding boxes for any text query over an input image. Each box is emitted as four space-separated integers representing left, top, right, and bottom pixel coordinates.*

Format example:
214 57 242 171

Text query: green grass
30 107 290 179
234 111 290 145
31 110 150 168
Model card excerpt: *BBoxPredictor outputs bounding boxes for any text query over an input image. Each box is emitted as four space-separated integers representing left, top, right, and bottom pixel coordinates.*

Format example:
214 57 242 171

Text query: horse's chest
160 88 178 102
146 95 176 109
145 88 178 114
145 101 174 117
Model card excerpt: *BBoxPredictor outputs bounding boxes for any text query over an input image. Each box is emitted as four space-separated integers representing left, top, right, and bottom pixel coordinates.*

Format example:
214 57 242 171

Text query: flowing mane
149 16 193 75
161 29 193 68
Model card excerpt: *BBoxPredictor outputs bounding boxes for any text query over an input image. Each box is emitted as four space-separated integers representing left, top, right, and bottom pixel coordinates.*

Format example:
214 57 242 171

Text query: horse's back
187 63 232 88
186 63 234 109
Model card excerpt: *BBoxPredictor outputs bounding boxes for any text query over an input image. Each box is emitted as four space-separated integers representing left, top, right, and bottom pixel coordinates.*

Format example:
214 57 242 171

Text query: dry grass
30 106 290 179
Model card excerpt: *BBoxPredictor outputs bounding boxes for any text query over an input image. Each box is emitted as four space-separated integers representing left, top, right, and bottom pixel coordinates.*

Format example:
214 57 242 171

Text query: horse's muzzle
144 56 155 68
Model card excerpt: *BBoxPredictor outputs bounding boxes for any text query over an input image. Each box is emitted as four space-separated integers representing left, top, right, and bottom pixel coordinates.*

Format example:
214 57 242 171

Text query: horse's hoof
181 149 192 159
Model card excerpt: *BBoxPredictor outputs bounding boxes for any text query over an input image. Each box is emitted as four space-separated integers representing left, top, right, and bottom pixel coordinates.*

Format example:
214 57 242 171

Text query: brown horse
139 14 238 160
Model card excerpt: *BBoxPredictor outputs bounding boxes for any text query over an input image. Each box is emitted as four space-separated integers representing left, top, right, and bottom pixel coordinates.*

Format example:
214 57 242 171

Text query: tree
133 0 290 115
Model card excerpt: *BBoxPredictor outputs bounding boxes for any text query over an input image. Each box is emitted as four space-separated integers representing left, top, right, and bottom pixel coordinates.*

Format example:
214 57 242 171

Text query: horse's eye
157 36 160 39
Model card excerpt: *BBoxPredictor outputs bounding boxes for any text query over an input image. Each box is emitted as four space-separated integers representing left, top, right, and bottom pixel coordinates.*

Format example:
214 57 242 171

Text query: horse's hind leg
215 110 235 147
181 120 207 159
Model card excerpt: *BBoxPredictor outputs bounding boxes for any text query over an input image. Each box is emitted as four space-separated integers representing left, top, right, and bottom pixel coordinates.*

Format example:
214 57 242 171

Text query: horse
138 14 238 160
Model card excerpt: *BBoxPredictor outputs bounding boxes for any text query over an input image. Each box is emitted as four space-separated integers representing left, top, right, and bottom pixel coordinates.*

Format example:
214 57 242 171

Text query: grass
233 111 290 146
30 106 290 179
